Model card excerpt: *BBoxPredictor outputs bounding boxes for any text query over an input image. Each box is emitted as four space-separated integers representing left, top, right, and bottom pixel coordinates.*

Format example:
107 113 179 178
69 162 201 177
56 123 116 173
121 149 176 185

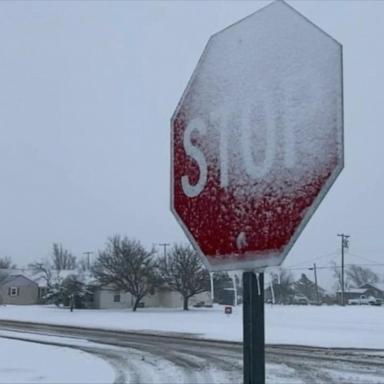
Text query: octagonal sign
171 1 343 272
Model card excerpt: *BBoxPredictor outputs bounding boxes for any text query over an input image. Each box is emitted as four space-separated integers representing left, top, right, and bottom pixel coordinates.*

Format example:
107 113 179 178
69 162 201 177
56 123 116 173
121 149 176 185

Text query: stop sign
171 1 343 272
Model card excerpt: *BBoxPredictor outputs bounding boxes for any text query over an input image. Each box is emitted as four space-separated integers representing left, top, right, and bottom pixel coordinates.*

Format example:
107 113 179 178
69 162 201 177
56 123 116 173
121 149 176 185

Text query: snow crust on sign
183 1 342 193
173 1 343 270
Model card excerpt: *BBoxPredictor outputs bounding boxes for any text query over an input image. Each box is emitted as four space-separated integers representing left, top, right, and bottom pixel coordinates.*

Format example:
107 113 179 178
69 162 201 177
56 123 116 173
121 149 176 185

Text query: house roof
33 276 49 288
360 283 384 292
375 283 384 292
0 274 38 287
0 268 95 287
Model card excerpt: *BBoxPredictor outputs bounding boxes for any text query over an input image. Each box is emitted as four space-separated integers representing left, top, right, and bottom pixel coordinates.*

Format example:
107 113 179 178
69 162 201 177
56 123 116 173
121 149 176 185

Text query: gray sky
0 1 383 287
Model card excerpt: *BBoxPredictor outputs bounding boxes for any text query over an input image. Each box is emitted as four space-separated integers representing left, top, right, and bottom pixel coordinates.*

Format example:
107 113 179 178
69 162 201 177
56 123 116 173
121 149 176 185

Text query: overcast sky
0 1 383 286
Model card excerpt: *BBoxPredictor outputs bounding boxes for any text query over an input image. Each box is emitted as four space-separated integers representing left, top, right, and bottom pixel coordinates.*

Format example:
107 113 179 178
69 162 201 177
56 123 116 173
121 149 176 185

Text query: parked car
292 295 309 305
369 298 382 306
348 295 378 305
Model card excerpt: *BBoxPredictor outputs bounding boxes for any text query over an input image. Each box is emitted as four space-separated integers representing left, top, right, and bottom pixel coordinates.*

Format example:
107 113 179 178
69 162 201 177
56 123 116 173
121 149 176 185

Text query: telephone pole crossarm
82 251 94 270
158 243 171 259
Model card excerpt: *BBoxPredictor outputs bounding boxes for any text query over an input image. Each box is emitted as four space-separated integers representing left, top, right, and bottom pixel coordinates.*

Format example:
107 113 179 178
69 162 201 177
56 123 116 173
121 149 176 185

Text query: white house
93 285 212 310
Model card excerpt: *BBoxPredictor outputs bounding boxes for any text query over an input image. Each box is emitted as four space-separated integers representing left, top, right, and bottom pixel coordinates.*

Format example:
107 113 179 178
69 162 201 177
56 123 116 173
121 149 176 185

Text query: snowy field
0 336 114 383
0 304 383 349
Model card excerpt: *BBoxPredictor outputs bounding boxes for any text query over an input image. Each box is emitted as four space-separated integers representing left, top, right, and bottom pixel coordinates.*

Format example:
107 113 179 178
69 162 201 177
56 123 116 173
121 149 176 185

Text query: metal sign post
243 272 265 384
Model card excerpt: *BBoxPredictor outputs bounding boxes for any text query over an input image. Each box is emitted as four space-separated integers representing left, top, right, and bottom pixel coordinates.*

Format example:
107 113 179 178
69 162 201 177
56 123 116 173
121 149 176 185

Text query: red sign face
171 2 343 272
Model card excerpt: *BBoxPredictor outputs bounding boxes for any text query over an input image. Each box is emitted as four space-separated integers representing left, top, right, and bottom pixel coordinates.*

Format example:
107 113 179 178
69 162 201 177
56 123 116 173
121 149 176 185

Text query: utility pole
209 272 214 302
269 273 275 305
83 251 93 270
158 243 170 259
337 234 350 306
309 263 320 305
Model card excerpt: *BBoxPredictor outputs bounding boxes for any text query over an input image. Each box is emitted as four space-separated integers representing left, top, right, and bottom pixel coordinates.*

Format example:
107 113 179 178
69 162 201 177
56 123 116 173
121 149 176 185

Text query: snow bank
0 304 383 350
0 336 115 384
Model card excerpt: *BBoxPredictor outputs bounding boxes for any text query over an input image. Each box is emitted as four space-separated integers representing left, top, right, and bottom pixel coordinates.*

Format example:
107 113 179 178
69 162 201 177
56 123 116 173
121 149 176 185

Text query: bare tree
77 256 91 272
294 273 315 300
28 260 53 288
0 257 15 284
294 273 325 302
45 274 92 310
346 264 379 287
270 268 294 304
157 244 210 310
0 256 16 269
92 236 158 311
331 261 351 292
51 243 76 270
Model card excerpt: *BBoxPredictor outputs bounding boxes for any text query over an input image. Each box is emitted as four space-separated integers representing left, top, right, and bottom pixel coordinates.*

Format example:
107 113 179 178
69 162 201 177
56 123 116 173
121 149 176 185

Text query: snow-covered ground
0 304 383 349
0 335 114 383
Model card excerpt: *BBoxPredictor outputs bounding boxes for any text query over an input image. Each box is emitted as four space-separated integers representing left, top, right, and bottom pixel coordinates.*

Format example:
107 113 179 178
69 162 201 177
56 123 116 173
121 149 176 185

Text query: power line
281 262 384 272
285 251 338 269
346 252 382 265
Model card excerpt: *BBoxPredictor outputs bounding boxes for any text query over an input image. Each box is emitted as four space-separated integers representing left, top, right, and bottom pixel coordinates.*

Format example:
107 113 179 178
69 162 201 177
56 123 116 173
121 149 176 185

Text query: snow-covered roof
374 283 384 292
0 268 95 287
33 276 48 288
0 274 38 286
360 283 384 292
336 288 367 294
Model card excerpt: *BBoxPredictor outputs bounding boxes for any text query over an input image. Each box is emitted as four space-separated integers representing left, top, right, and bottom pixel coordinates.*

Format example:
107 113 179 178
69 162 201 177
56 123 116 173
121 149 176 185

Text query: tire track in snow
1 321 384 383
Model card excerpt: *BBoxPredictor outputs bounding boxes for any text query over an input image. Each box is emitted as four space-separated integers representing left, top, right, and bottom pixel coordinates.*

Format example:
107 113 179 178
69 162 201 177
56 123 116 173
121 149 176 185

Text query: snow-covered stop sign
171 1 343 272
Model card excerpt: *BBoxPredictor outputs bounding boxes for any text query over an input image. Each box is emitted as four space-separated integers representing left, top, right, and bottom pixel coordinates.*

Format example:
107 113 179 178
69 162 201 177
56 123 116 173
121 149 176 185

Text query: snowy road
0 320 383 384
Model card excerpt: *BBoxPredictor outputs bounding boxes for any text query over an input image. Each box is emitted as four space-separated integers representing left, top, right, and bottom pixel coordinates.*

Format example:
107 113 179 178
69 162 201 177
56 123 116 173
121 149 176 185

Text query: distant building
93 285 212 309
0 275 39 305
0 269 212 309
336 288 367 303
358 283 384 299
336 284 384 304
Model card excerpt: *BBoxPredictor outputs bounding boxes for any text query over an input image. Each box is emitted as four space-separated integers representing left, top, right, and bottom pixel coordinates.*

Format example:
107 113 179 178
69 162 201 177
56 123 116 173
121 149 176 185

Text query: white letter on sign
181 118 208 197
241 104 276 179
